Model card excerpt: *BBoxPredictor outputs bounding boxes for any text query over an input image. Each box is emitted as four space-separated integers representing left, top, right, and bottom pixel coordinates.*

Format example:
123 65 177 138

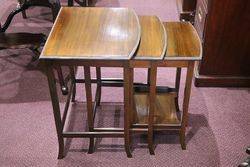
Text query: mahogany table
40 7 202 158
40 7 141 158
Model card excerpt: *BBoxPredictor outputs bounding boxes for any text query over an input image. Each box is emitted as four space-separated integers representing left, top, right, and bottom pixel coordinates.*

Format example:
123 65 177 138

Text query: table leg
148 64 157 155
95 67 102 106
147 68 151 86
70 67 76 102
123 67 133 158
180 62 194 150
175 68 181 112
92 67 102 122
55 66 68 95
46 66 64 159
84 66 95 154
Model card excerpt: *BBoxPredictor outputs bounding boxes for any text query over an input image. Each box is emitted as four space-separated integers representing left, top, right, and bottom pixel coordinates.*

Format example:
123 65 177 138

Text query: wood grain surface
133 16 166 60
133 92 181 125
164 22 202 60
40 7 140 60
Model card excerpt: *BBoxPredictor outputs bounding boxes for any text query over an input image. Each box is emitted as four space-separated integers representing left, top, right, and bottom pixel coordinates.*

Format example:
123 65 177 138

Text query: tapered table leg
180 62 194 149
95 67 102 106
147 68 151 86
175 68 181 112
92 67 102 122
148 64 157 155
46 66 64 159
69 67 76 102
55 66 68 95
123 67 133 158
84 66 95 154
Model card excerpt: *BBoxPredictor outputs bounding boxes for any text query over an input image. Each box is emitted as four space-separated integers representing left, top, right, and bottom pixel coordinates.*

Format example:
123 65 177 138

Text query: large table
40 7 201 158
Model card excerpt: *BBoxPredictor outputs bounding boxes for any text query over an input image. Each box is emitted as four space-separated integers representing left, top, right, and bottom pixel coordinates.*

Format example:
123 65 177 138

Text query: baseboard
194 70 250 87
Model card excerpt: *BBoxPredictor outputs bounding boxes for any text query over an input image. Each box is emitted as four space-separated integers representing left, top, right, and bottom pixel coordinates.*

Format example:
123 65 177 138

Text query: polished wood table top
40 7 140 60
164 22 202 60
40 7 201 61
133 21 201 61
134 16 166 60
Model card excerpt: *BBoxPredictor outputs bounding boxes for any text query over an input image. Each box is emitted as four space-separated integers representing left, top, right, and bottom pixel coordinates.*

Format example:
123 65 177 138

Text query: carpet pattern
0 0 250 166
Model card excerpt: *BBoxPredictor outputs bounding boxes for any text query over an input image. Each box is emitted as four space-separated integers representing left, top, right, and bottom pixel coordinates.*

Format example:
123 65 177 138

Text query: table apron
42 60 192 68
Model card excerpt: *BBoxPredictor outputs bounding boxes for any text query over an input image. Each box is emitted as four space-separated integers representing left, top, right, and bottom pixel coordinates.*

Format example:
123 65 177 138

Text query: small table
40 7 202 158
130 20 201 154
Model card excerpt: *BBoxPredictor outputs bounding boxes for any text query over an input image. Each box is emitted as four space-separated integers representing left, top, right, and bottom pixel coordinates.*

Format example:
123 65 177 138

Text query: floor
0 0 250 166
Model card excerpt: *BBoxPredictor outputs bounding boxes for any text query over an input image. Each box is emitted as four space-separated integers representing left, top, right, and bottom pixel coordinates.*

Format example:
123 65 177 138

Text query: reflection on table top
40 7 202 62
40 7 140 60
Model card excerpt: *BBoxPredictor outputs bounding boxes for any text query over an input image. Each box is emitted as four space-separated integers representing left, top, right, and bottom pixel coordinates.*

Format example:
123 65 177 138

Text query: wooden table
130 21 201 155
40 7 202 158
40 7 141 158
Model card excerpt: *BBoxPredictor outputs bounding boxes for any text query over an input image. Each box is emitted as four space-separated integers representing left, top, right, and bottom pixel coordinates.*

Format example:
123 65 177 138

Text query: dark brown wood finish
180 61 195 149
46 65 65 159
83 66 95 154
194 0 250 87
148 64 157 155
123 67 133 158
177 0 197 23
175 68 181 112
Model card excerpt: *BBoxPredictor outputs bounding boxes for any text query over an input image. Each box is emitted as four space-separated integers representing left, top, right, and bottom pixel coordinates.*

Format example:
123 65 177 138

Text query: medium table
130 21 201 154
40 7 202 158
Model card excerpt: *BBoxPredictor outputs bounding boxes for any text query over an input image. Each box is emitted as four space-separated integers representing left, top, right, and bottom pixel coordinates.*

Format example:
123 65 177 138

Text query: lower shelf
133 91 181 126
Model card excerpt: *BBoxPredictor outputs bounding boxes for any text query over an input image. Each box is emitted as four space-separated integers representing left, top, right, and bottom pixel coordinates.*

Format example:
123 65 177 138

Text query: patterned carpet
0 0 250 166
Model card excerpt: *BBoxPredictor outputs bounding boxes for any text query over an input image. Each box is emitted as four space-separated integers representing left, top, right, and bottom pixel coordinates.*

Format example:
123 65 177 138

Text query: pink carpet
0 0 250 166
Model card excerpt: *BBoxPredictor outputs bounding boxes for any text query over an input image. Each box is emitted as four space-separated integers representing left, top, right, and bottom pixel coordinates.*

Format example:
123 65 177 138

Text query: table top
134 16 166 60
164 22 202 60
40 7 141 60
40 7 202 62
132 20 201 61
